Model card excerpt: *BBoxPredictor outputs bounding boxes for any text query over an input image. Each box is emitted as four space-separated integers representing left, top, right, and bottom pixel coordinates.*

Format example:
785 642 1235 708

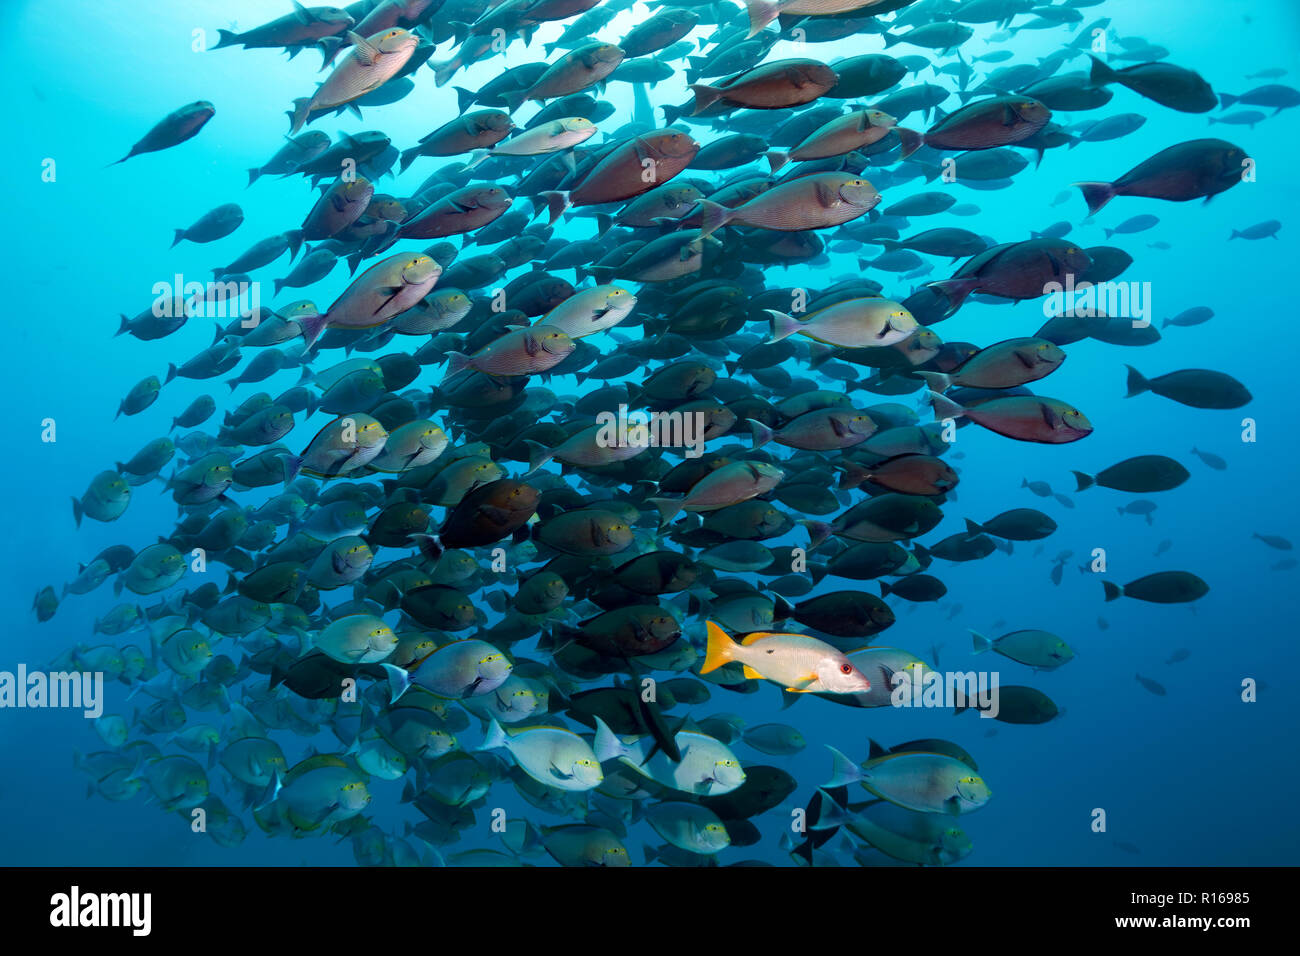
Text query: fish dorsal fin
283 753 347 786
739 632 772 647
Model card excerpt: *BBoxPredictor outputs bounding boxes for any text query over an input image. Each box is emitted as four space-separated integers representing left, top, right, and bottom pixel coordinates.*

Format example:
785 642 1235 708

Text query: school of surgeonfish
40 0 1289 867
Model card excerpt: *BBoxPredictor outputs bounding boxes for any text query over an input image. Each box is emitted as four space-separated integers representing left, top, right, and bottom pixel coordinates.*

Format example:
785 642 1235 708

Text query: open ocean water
4 0 1298 868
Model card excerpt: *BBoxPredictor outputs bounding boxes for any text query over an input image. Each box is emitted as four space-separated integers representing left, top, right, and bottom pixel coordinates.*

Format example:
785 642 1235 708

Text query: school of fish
36 0 1294 866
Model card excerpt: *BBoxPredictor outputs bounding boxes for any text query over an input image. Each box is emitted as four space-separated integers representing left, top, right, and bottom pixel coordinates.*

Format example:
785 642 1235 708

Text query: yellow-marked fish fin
700 620 737 675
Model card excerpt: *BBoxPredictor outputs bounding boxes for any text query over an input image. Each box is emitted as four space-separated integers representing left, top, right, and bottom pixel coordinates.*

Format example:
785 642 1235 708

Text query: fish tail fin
273 278 286 296
897 126 925 159
247 167 262 187
647 497 685 528
916 370 951 392
1229 229 1240 239
1218 92 1238 110
925 276 980 310
523 439 554 476
1103 581 1122 601
746 418 773 450
164 363 178 385
71 497 83 528
288 98 313 135
284 229 305 261
116 314 131 337
282 454 304 486
410 533 444 562
398 147 421 174
764 308 801 344
765 150 789 174
1123 364 1149 398
928 389 966 421
453 87 476 114
592 715 626 763
700 620 738 675
970 629 992 655
480 718 507 751
688 84 725 115
1073 180 1116 216
252 770 282 811
537 190 570 226
296 310 328 352
964 518 984 535
691 199 733 239
445 350 471 377
380 662 412 705
823 745 862 788
171 229 186 249
878 579 891 597
799 519 832 549
213 29 241 49
433 60 459 89
1087 54 1117 87
743 0 780 37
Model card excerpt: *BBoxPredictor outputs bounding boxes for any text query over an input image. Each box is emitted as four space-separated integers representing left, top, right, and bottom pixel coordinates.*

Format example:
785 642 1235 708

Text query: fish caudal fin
928 389 966 422
897 126 925 159
970 629 992 654
917 370 951 392
1073 181 1117 216
700 620 738 675
823 745 862 788
1072 470 1095 491
688 84 725 115
1102 581 1123 602
691 199 733 239
743 0 780 37
1123 365 1150 398
523 439 554 476
537 190 570 226
288 98 313 135
746 418 773 450
1087 54 1117 87
592 716 627 763
481 718 507 752
647 496 685 528
764 309 801 344
295 311 328 352
381 663 412 704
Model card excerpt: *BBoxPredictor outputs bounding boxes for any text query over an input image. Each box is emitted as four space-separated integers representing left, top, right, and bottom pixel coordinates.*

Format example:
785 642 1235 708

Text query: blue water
5 0 1299 866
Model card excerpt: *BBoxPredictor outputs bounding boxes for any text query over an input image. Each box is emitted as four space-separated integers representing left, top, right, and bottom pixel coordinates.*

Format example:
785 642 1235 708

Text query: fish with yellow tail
700 621 872 694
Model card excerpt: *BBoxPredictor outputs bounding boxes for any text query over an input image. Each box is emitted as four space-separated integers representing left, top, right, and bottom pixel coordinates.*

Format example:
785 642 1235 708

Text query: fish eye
839 664 853 674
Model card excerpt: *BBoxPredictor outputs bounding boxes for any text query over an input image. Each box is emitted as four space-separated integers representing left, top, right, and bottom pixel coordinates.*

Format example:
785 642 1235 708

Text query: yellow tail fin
700 620 737 675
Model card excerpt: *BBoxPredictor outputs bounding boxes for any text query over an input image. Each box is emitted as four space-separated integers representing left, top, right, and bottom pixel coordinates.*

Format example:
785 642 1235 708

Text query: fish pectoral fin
741 664 763 680
547 763 573 781
348 31 381 67
370 286 404 316
813 180 837 208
